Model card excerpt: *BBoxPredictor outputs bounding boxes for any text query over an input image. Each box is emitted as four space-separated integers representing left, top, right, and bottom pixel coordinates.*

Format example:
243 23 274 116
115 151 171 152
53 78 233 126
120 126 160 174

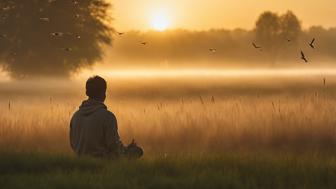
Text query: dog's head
125 140 143 158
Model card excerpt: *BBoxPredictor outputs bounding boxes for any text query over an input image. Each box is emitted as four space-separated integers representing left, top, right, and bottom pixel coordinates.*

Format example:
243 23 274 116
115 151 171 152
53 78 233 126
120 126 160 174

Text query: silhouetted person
70 76 143 158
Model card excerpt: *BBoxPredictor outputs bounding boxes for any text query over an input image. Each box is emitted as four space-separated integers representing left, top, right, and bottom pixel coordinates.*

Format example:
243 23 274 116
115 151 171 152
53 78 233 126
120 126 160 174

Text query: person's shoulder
107 110 117 119
102 110 117 127
70 110 80 120
100 109 117 120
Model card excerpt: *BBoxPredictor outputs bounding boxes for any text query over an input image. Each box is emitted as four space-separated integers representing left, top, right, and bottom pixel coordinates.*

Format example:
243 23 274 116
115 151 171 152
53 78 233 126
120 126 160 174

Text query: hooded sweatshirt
70 99 124 157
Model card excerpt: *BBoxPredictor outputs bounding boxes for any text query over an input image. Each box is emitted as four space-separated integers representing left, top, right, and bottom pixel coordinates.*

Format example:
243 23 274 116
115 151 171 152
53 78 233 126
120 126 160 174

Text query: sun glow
150 11 171 31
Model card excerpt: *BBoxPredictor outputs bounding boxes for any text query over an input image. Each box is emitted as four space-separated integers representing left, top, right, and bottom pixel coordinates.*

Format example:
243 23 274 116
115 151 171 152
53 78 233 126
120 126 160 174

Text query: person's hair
86 76 107 99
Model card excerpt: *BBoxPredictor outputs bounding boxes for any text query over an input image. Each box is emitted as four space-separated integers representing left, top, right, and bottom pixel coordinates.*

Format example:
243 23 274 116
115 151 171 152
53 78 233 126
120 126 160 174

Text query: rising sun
150 11 171 31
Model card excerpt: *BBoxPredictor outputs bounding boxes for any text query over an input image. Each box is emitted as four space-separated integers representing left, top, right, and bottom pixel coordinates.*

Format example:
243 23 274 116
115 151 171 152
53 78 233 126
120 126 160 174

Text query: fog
106 27 336 66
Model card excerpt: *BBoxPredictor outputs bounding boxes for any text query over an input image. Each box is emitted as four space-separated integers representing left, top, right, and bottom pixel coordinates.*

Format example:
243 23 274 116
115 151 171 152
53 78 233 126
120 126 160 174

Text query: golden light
150 11 170 31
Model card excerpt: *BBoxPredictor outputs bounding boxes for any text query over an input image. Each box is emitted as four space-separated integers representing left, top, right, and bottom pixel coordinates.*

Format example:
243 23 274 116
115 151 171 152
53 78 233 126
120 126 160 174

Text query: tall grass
1 76 336 155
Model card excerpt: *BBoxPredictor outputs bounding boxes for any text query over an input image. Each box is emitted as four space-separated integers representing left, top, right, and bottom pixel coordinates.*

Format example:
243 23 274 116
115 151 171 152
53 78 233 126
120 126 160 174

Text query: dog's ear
130 139 137 145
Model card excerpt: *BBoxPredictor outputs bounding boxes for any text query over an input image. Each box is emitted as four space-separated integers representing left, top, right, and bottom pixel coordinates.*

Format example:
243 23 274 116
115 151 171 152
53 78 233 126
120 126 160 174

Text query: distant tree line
110 11 336 66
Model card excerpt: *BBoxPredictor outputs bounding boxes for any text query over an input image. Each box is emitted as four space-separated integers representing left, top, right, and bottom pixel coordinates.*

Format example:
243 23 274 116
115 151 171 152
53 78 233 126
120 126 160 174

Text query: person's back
70 76 143 158
70 99 122 157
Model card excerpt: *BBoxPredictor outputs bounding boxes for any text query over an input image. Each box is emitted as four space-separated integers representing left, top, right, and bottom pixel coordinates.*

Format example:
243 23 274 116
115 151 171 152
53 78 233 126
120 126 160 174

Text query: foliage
255 11 302 62
0 0 113 78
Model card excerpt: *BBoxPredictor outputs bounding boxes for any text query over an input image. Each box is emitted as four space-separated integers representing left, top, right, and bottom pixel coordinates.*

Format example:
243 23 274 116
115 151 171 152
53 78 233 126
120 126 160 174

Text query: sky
112 0 336 31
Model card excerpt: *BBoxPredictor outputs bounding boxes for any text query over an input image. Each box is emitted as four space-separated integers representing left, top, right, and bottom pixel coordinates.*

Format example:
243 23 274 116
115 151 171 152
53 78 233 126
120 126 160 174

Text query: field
1 72 336 188
2 153 336 189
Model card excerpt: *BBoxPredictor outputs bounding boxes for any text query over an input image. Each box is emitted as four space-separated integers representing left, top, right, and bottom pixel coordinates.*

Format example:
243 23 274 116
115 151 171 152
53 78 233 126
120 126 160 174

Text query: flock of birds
252 38 316 63
117 31 316 64
114 31 152 47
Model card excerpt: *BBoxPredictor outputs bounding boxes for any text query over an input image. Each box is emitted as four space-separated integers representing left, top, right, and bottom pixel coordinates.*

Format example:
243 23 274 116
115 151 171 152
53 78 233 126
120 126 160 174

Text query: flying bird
301 51 308 63
117 32 124 36
62 47 73 52
309 38 315 49
2 6 12 11
50 32 63 37
141 42 147 45
323 77 326 86
286 38 291 42
209 48 216 53
252 42 261 49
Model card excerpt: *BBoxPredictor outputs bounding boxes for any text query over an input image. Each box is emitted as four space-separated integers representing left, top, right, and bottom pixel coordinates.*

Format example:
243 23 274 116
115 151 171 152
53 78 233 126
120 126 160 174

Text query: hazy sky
112 0 336 31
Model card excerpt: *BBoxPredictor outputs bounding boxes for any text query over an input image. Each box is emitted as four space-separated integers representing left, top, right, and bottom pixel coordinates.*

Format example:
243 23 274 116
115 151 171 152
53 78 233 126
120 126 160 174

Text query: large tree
255 11 301 63
279 11 302 43
255 11 280 50
0 0 113 78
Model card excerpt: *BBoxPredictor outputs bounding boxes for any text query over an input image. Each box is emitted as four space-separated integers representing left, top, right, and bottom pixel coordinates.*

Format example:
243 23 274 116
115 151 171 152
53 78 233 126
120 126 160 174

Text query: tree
255 11 280 50
279 11 302 42
255 11 302 63
0 0 113 78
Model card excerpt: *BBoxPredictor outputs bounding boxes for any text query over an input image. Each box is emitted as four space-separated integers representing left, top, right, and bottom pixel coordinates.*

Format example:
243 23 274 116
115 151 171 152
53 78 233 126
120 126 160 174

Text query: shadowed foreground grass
1 153 336 189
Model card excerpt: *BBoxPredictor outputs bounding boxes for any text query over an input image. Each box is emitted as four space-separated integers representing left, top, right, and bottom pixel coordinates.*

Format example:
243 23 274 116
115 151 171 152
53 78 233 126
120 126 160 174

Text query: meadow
1 73 336 188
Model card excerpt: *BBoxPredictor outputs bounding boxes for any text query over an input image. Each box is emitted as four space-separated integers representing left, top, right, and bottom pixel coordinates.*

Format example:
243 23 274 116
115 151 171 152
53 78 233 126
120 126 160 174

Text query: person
70 76 143 158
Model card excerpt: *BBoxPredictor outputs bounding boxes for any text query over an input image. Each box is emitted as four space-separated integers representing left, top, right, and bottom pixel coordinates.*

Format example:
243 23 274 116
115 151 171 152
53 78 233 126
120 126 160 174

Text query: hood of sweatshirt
78 99 107 116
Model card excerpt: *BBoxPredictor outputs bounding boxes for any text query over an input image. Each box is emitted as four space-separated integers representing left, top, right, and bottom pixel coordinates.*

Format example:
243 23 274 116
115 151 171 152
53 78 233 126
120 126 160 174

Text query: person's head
86 76 107 102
